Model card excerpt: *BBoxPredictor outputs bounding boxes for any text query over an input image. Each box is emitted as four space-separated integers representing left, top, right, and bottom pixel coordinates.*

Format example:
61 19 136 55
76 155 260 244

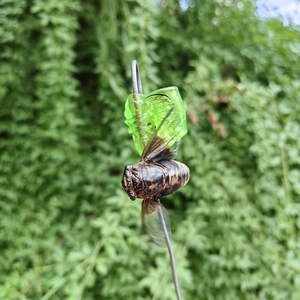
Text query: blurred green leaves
1 0 300 299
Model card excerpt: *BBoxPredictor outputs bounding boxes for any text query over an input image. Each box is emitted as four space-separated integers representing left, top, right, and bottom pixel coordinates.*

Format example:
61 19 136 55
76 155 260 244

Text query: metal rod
131 60 182 300
157 206 182 300
131 60 146 150
131 60 142 94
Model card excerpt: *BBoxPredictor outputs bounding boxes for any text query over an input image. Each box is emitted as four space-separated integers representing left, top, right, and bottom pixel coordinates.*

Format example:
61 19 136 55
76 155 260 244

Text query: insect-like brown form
122 106 190 245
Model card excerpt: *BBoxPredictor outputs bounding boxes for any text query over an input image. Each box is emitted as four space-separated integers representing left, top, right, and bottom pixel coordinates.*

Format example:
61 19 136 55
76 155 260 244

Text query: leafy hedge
1 0 300 299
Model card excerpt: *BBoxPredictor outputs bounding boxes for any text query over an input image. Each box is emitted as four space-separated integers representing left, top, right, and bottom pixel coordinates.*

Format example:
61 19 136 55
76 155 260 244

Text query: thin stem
273 102 295 238
40 258 90 300
280 147 293 203
280 144 295 238
157 206 182 300
39 217 120 300
76 217 120 300
40 277 69 300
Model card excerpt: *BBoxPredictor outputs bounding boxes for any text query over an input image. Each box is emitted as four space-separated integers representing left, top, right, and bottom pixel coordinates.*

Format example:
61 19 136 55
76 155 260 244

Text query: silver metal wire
131 60 143 94
157 205 182 300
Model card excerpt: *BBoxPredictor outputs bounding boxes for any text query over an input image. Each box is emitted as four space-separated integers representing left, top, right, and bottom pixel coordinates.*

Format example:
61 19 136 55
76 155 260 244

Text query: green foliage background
1 0 300 299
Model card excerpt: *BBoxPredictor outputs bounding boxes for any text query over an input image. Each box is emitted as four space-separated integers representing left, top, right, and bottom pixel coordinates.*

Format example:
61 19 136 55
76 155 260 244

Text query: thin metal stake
131 60 143 94
131 60 147 149
131 60 182 300
157 206 182 300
